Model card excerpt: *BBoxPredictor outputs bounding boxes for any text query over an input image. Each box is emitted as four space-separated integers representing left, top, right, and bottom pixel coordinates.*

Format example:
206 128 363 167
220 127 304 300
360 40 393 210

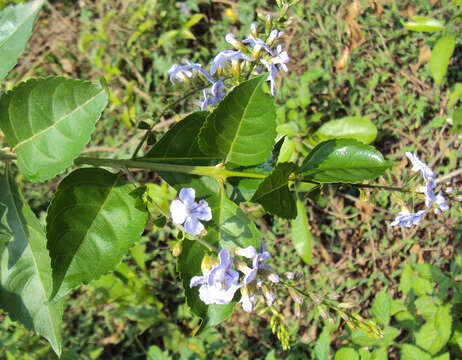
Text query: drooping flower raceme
235 241 280 312
170 188 212 236
190 249 241 305
391 152 450 227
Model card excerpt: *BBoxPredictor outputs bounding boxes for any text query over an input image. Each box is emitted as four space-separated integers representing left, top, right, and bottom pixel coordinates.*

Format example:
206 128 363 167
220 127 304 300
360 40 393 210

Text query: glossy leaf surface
46 168 147 301
250 162 297 219
0 0 44 81
199 75 276 166
299 139 391 183
290 197 312 264
0 78 108 182
431 35 455 85
143 111 219 198
311 116 377 145
0 170 62 356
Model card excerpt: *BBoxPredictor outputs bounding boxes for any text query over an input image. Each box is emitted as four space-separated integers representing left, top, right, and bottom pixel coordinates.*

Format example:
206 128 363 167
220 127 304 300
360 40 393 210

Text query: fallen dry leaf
336 46 350 72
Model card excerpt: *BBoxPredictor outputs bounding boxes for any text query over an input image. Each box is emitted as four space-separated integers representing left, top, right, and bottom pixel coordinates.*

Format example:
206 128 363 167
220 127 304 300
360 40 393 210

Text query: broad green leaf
311 116 377 145
415 296 438 321
450 321 462 351
0 0 44 81
290 196 312 264
371 290 391 326
46 168 148 301
143 111 219 198
299 139 391 183
370 347 387 360
177 240 235 331
0 78 108 182
227 137 285 203
350 328 381 347
314 326 331 360
0 170 62 356
399 263 413 294
402 16 445 32
335 347 359 360
199 75 276 166
382 326 400 345
358 348 371 360
448 83 462 108
433 353 449 360
431 35 455 85
250 162 297 219
204 192 260 250
415 305 452 355
401 344 431 360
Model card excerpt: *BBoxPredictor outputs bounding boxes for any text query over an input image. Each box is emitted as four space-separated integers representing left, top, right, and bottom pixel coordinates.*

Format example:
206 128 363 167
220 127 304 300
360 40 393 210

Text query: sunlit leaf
402 16 445 32
299 139 391 183
430 35 455 85
310 116 377 145
0 0 44 81
46 168 148 301
290 196 312 264
0 78 108 182
199 75 276 166
0 169 62 356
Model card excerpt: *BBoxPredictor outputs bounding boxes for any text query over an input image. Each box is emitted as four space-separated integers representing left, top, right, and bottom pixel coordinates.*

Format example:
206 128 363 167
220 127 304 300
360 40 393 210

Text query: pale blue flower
190 249 241 305
170 188 212 236
260 58 278 96
390 210 427 228
242 35 274 56
168 62 214 85
272 45 289 73
200 78 227 110
435 191 449 213
239 286 257 312
210 50 253 75
405 152 436 182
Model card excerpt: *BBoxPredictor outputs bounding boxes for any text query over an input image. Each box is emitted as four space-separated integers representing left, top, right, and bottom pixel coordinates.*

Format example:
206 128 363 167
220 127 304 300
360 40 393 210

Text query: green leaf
350 328 381 347
199 75 277 166
311 116 377 145
143 111 219 198
452 106 462 134
177 240 235 331
401 344 431 360
0 170 62 356
46 168 148 301
335 347 359 360
371 290 391 326
204 192 260 250
0 78 108 182
290 196 312 264
399 263 413 294
402 16 445 32
370 347 387 360
415 305 452 355
0 0 44 81
415 296 438 321
431 35 455 85
448 83 462 108
299 139 391 183
433 353 450 360
250 162 297 219
314 326 331 360
359 348 371 360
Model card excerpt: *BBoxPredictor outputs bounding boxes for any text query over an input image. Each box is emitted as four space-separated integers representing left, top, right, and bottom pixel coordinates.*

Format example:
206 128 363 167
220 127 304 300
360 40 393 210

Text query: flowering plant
0 0 459 356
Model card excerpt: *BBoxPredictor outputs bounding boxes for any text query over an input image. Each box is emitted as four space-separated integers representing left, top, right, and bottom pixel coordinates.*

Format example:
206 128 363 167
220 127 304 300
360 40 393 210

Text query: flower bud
225 33 245 52
234 246 257 259
289 288 303 304
250 22 258 37
201 254 218 274
262 285 276 306
172 240 183 257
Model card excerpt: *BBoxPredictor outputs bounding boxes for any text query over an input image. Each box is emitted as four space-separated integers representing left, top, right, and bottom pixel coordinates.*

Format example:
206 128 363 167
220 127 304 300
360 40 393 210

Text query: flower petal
184 216 204 236
193 200 212 221
190 275 206 288
179 188 196 208
170 200 188 225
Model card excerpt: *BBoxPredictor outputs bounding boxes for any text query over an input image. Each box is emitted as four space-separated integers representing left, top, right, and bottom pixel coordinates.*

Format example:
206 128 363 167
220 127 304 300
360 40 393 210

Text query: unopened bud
201 254 218 274
266 29 279 46
225 33 245 52
267 272 280 283
250 22 258 37
172 240 183 257
262 285 276 306
294 271 302 279
285 272 294 280
338 302 355 309
234 246 257 259
289 288 303 304
318 306 330 320
235 260 252 275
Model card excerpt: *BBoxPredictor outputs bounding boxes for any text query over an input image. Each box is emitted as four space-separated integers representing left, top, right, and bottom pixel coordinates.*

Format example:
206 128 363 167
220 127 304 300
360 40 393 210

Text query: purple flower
200 78 227 110
168 62 214 85
260 58 278 96
170 188 212 236
190 250 241 305
210 50 253 75
390 210 427 228
405 152 436 183
242 35 274 56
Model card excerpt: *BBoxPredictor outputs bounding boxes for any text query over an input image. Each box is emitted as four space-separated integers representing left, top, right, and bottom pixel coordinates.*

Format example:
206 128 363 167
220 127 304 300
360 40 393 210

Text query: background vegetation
0 0 460 359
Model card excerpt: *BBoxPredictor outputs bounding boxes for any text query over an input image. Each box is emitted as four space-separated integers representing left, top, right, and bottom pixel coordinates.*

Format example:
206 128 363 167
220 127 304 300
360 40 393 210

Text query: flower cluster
391 152 451 228
189 241 281 312
167 16 289 110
